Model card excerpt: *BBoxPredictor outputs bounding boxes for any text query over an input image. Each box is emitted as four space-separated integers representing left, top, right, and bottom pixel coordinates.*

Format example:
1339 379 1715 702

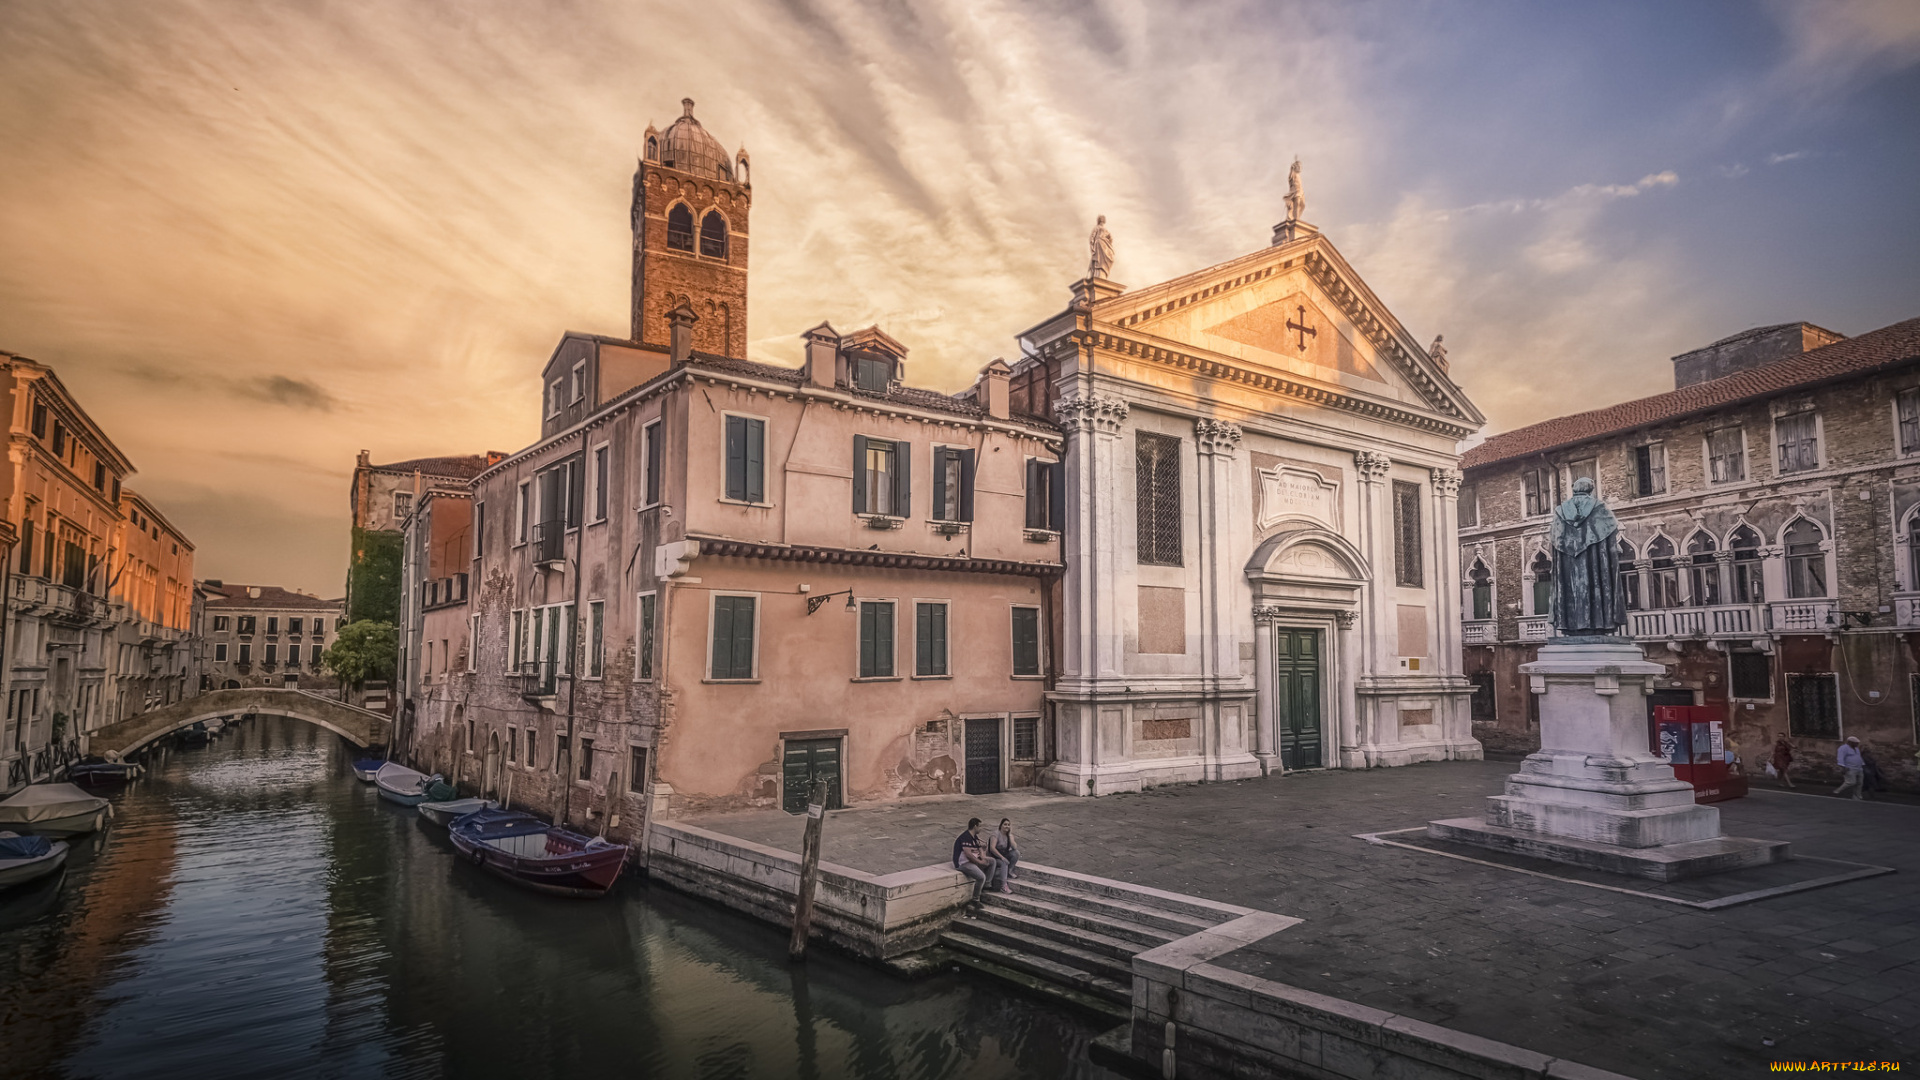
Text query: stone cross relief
1286 305 1317 352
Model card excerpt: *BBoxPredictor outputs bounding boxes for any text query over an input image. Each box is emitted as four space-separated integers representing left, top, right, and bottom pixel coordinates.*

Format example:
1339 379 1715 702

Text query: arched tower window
700 211 728 258
1686 532 1719 607
1730 525 1764 603
1647 536 1679 609
1783 520 1827 598
1618 539 1641 611
666 204 694 251
1469 560 1492 621
1529 550 1553 616
645 135 658 161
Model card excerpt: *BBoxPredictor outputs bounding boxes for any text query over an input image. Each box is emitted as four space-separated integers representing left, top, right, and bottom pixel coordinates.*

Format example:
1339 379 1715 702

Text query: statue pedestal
1428 640 1787 881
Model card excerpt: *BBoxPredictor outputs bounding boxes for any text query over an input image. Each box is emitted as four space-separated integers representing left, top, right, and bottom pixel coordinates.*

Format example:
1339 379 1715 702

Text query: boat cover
0 784 109 825
0 832 53 858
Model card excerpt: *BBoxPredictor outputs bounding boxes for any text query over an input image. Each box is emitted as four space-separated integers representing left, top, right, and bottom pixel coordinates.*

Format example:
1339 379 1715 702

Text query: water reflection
0 718 1116 1079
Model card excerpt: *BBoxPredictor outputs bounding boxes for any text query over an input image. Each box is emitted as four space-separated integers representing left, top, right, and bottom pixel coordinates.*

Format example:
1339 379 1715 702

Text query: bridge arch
88 688 391 759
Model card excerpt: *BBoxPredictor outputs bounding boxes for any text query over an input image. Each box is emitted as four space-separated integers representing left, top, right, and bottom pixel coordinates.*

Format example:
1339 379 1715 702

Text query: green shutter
712 598 734 678
893 440 911 518
725 417 745 501
745 418 764 503
931 448 948 521
731 597 755 678
852 435 868 513
1048 461 1065 532
859 602 875 676
877 602 893 676
1012 607 1039 676
958 450 976 522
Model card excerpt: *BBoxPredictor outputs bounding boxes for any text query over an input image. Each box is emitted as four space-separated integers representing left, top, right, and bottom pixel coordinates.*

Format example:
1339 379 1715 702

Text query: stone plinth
1430 639 1787 881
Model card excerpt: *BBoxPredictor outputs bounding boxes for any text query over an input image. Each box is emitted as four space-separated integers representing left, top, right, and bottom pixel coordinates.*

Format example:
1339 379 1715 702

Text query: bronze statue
1549 477 1625 636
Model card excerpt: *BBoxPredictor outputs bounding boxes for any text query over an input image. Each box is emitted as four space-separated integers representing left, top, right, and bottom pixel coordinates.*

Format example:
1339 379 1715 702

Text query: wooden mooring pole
788 778 828 961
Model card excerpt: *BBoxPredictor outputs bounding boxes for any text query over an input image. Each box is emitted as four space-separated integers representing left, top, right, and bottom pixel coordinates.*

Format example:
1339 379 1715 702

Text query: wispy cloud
236 375 338 412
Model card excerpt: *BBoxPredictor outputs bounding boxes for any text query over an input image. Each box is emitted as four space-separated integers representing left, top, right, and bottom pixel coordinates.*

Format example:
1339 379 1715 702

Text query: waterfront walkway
688 761 1920 1079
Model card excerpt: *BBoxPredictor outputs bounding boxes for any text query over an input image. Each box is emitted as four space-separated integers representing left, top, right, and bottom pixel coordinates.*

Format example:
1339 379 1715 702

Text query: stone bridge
88 688 392 758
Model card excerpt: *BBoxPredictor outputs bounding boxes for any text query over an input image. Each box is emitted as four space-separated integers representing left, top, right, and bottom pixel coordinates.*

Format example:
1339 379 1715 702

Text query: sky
1 0 1917 597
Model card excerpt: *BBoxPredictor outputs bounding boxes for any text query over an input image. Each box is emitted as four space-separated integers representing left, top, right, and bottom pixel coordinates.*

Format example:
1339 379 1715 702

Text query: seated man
952 817 1006 901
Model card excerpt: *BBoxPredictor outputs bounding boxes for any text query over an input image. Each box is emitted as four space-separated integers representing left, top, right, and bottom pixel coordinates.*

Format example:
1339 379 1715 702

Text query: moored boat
417 797 497 828
374 762 454 807
176 723 210 747
68 757 141 792
0 783 111 838
351 758 386 782
0 832 69 889
448 811 628 897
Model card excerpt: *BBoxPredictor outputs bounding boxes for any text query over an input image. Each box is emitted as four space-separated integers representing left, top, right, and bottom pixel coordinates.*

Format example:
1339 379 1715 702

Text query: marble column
1194 418 1243 768
1251 608 1278 773
1351 449 1394 762
1429 467 1469 749
1052 393 1130 786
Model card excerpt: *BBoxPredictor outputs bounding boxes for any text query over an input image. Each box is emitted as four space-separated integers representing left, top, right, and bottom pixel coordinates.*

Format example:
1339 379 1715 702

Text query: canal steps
938 864 1248 1016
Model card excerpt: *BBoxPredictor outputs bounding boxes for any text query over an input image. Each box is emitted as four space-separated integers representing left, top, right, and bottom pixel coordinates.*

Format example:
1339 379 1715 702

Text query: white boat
417 797 497 828
0 831 69 889
374 762 451 807
0 783 111 838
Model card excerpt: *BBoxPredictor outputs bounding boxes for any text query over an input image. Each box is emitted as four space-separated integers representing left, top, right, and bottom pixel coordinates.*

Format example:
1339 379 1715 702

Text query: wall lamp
806 588 856 615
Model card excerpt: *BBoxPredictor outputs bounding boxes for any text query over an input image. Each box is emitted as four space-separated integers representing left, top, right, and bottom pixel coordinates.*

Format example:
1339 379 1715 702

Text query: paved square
688 761 1920 1079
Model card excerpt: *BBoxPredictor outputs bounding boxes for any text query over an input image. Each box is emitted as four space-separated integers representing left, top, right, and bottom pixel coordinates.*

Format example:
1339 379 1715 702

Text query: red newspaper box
1649 705 1748 803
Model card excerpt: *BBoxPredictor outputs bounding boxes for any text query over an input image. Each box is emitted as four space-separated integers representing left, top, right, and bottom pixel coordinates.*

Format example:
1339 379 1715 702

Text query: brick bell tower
631 98 751 358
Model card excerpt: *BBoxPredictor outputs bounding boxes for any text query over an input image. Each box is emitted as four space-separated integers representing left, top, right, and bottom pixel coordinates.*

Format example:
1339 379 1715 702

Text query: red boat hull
450 826 627 897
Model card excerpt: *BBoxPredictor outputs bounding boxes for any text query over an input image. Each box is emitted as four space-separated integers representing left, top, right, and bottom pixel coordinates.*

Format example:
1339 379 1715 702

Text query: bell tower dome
630 98 750 357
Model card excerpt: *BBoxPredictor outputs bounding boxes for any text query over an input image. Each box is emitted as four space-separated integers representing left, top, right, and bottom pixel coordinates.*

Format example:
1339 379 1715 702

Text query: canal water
0 717 1120 1079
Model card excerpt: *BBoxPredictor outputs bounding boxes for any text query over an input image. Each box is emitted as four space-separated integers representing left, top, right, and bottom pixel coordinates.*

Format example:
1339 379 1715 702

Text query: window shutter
1025 460 1042 529
1048 461 1065 532
958 449 976 522
568 460 585 527
893 441 911 518
931 604 946 674
726 417 746 501
645 423 663 504
732 598 755 678
931 449 948 522
712 600 733 678
852 435 868 513
859 603 875 675
745 418 764 503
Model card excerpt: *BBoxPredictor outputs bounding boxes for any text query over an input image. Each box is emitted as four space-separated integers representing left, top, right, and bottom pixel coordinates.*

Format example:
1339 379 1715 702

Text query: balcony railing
1461 619 1496 645
532 520 566 566
1769 599 1837 633
1518 615 1551 642
519 660 557 699
1895 594 1920 629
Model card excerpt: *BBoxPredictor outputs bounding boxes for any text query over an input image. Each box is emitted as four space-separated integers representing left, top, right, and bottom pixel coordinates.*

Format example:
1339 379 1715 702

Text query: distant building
107 490 195 723
346 451 502 625
1458 317 1920 790
397 487 472 778
199 583 343 692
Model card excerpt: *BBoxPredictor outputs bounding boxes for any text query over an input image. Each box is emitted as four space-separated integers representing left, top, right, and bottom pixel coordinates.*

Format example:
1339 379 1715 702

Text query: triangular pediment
1202 293 1384 382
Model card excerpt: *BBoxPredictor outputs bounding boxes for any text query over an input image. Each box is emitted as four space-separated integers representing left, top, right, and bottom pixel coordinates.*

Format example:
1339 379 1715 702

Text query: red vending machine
1650 705 1748 803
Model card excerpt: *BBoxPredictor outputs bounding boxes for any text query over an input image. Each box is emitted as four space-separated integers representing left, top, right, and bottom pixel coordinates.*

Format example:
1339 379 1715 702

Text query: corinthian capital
1429 467 1463 498
1353 449 1393 482
1194 418 1243 455
1053 394 1130 434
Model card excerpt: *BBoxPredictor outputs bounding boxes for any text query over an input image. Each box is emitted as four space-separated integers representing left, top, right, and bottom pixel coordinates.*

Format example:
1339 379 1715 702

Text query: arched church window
667 204 694 251
1618 539 1641 611
1730 525 1764 603
1686 532 1720 607
1469 560 1492 621
1647 536 1679 609
1529 550 1553 616
1783 520 1827 598
700 211 728 258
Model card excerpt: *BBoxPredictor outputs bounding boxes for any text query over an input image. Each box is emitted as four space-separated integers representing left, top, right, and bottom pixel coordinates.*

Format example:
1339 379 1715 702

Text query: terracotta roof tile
368 454 498 479
200 583 342 610
1461 316 1920 469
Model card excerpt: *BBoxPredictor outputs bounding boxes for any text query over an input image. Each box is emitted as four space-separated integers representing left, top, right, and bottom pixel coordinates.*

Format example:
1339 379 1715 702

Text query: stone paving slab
686 762 1920 1079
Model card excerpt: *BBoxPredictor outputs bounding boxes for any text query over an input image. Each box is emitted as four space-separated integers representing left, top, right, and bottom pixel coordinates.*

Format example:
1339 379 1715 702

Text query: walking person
1834 736 1866 800
952 818 1006 902
989 818 1021 882
1770 736 1796 789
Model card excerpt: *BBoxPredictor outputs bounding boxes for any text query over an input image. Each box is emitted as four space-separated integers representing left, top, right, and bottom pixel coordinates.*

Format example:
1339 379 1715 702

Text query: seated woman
988 818 1020 881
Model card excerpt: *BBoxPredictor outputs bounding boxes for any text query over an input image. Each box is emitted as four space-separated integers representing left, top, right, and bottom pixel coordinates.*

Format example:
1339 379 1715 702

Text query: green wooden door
1275 629 1323 770
781 738 843 814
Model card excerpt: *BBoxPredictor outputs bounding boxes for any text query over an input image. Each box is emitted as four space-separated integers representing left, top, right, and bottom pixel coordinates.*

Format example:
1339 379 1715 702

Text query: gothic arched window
1469 560 1492 621
1647 536 1679 609
1729 525 1764 603
1783 519 1827 599
1529 550 1553 616
1618 539 1641 611
1909 513 1920 590
700 211 728 258
1686 532 1720 607
667 204 694 251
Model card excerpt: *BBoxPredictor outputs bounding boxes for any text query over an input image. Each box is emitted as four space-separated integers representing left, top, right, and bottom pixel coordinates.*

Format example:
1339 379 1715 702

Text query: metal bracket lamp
806 588 856 616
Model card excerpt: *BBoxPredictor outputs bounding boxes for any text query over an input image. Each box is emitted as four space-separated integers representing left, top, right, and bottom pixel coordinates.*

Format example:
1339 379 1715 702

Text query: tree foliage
323 619 397 689
348 527 403 624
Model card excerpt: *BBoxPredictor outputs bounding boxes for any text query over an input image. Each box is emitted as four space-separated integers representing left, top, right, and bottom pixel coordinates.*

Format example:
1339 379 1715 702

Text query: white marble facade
1023 228 1486 794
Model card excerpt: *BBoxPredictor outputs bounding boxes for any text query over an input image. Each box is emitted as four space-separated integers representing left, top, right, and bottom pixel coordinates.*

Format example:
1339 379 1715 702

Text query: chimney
667 301 699 365
976 357 1013 420
1670 322 1847 389
248 586 261 599
357 449 370 468
802 322 840 388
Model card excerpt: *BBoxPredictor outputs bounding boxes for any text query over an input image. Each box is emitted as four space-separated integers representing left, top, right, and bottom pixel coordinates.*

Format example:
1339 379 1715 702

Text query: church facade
1014 214 1487 794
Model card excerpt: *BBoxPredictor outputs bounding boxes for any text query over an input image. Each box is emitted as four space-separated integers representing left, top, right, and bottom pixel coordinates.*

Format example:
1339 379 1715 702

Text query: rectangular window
213 615 229 633
238 615 256 635
643 420 663 506
1707 427 1745 483
214 643 228 662
267 617 279 635
555 734 568 776
30 401 46 439
314 618 327 635
525 731 538 770
579 738 594 782
288 617 303 634
286 647 300 669
725 415 766 503
591 444 609 522
469 614 481 672
474 501 485 557
1012 716 1039 761
516 481 530 543
852 355 891 392
1522 467 1554 516
1787 673 1840 739
508 728 519 763
1026 458 1065 531
931 447 975 522
571 360 586 404
509 610 524 673
637 593 656 680
1729 652 1772 700
710 595 756 680
629 747 648 792
852 436 909 517
587 600 604 678
859 601 896 678
92 462 106 491
311 644 322 666
394 491 412 519
1469 671 1496 722
1011 606 1041 677
547 380 562 418
1135 432 1182 565
1900 389 1920 455
1392 481 1423 588
238 643 251 664
1457 485 1477 528
16 520 30 576
1633 443 1667 496
51 422 66 459
914 602 948 676
1776 412 1819 474
1568 458 1597 492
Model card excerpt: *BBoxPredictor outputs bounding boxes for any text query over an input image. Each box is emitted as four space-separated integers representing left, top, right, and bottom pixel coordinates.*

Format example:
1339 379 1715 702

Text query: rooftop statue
1088 215 1114 280
1284 158 1305 223
1429 334 1448 369
1549 477 1625 637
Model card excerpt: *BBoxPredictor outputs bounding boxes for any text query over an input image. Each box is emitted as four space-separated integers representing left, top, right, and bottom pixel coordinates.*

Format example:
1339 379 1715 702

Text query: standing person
1861 744 1886 797
989 818 1021 882
952 818 1005 901
1770 736 1796 789
1834 737 1866 800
